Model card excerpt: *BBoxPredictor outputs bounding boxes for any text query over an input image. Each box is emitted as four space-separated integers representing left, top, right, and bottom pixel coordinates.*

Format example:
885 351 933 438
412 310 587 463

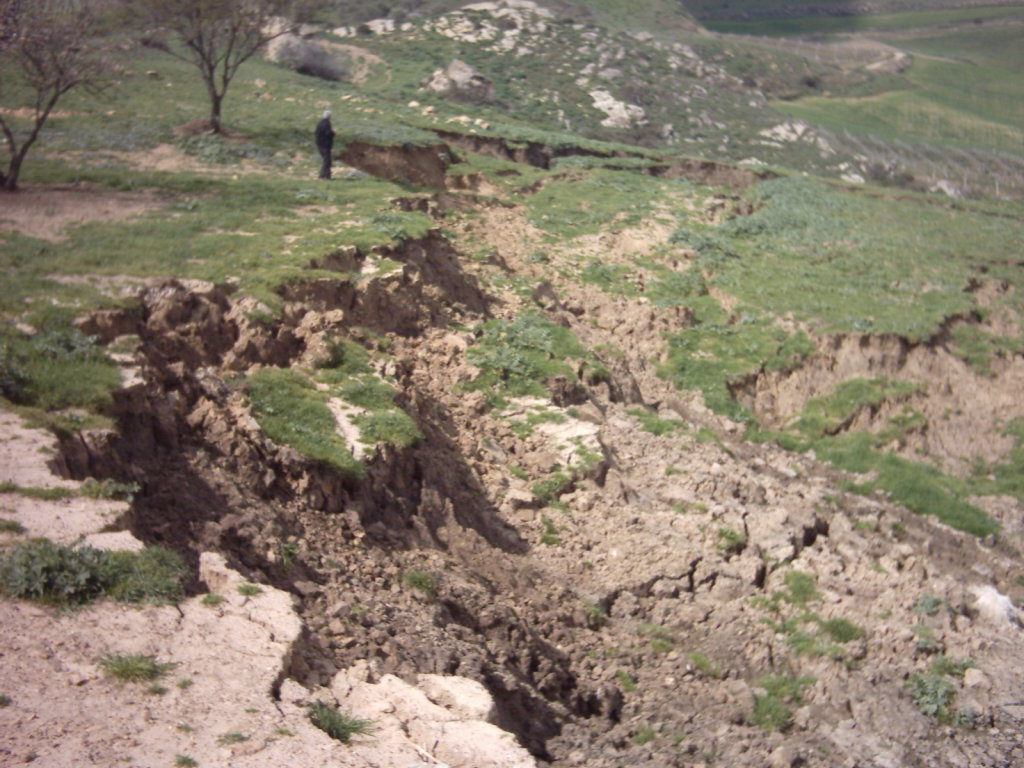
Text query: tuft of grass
716 526 747 554
539 514 561 546
200 593 225 607
818 617 865 643
99 653 176 683
632 727 657 745
627 407 686 437
753 675 816 731
236 583 262 597
913 621 940 653
307 701 375 744
174 756 198 768
401 570 437 596
639 624 676 654
0 693 11 707
686 652 722 678
216 733 249 746
0 518 26 534
616 670 638 693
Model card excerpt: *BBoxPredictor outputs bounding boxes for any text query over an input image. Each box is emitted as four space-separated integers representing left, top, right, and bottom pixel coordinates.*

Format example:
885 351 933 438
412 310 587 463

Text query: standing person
315 109 335 180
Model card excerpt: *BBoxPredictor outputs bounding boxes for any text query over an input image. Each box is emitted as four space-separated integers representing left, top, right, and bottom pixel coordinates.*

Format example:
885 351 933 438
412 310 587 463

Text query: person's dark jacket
315 118 335 151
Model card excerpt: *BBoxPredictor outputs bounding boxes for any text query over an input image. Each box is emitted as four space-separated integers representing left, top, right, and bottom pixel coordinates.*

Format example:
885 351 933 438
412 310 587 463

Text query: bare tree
0 0 114 191
135 0 311 134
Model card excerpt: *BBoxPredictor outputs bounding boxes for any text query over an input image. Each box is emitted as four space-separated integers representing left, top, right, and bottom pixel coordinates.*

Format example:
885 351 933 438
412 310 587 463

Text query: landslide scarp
39 146 1024 768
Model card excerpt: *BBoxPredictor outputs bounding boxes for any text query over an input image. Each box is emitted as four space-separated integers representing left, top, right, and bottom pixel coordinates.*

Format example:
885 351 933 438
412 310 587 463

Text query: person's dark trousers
319 147 332 179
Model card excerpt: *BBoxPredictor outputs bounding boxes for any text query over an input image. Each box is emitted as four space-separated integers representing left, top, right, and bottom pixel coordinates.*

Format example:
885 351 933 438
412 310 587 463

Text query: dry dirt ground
3 173 1024 768
0 186 166 243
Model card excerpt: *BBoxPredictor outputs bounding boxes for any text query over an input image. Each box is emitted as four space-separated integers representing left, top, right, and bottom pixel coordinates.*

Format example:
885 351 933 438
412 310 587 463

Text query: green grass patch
0 518 25 534
216 733 249 746
0 482 75 501
627 407 686 437
792 377 920 438
246 367 362 478
467 312 585 401
750 374 1001 537
0 324 120 413
616 670 638 693
523 169 669 240
659 314 814 422
950 325 1024 376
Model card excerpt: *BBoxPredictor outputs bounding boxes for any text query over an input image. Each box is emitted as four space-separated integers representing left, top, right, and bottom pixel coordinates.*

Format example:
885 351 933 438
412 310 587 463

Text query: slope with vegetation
1 1 1023 767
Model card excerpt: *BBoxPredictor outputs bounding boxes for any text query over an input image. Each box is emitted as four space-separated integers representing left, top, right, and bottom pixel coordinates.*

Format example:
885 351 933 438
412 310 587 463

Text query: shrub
914 593 943 616
0 539 183 606
79 478 140 502
907 673 955 720
307 702 374 744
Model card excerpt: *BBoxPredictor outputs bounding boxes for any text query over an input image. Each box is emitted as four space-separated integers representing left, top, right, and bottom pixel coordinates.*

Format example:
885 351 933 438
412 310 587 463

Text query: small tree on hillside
135 0 313 134
0 0 115 192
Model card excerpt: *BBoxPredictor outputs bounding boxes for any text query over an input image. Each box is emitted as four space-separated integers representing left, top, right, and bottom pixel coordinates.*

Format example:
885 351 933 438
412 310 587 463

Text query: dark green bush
0 539 184 606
